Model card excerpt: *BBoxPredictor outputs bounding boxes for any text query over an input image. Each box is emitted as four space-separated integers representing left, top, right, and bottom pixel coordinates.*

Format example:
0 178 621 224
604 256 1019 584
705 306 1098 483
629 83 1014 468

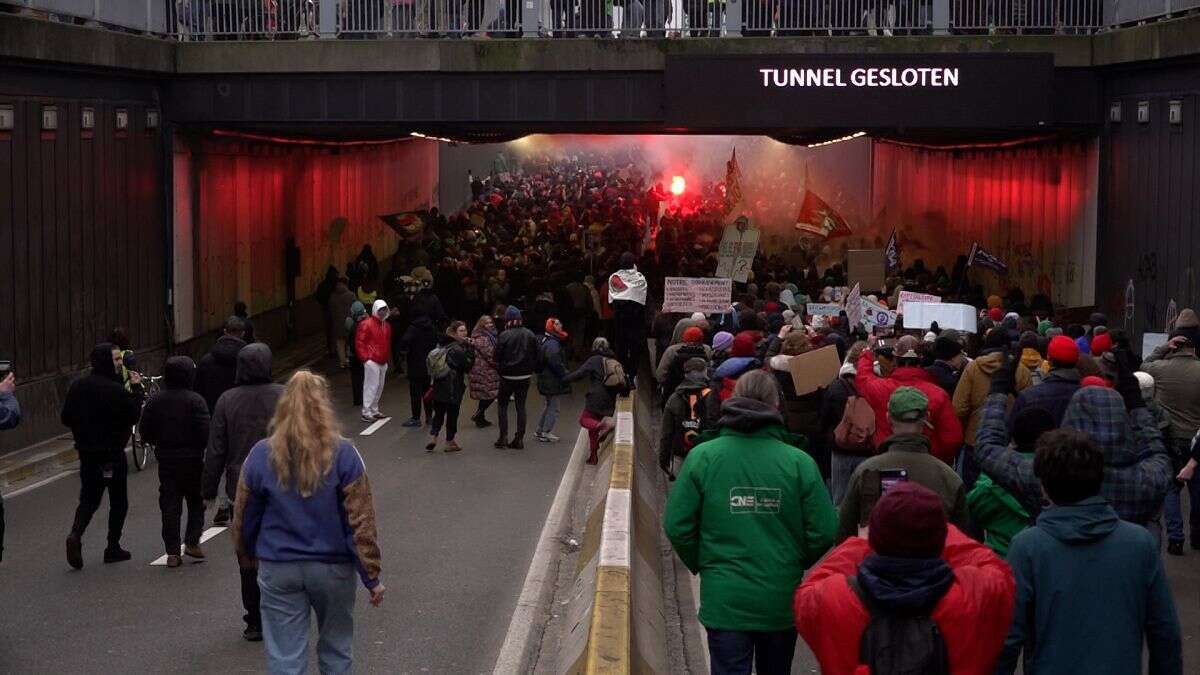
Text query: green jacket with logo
663 396 837 632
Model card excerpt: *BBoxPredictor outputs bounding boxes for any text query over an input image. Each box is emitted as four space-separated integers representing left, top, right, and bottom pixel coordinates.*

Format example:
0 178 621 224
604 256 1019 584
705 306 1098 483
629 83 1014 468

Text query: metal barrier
951 0 1103 32
10 0 168 33
744 0 930 35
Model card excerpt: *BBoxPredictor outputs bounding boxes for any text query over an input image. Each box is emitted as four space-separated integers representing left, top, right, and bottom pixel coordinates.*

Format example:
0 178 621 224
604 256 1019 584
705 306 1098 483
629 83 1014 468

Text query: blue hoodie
998 497 1181 675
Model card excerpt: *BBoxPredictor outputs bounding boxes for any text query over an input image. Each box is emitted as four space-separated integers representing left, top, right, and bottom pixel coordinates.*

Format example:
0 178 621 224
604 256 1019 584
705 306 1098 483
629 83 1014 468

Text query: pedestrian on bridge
232 370 384 674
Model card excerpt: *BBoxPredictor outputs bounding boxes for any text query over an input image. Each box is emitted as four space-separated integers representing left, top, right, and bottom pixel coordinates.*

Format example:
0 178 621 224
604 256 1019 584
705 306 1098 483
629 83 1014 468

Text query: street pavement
0 360 585 674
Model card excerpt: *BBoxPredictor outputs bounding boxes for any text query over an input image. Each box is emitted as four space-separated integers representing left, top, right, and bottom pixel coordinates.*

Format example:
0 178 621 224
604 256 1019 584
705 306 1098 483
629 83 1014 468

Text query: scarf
857 554 955 613
608 267 648 305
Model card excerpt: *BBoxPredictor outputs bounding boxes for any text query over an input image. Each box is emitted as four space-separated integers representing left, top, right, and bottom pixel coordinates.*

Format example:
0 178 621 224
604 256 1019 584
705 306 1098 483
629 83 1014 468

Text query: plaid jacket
975 391 1172 526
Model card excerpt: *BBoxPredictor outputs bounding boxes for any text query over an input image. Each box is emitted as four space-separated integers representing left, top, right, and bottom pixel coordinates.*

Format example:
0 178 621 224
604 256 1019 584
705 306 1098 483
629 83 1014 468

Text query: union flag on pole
794 189 852 239
724 148 743 215
966 241 1009 273
884 229 900 273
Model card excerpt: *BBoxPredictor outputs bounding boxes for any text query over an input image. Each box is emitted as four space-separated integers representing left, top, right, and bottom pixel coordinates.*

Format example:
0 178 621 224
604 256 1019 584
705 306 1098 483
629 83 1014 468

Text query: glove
988 349 1018 396
1113 348 1145 411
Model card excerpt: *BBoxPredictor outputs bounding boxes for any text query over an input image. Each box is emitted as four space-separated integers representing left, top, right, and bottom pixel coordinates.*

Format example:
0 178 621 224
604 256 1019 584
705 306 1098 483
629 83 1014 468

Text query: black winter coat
398 316 439 378
195 335 246 413
139 356 210 463
431 339 476 405
496 326 540 377
565 349 625 417
61 343 145 459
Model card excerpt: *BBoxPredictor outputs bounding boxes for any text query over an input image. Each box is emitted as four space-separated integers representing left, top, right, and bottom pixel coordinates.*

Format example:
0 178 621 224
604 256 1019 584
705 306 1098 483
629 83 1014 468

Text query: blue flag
967 242 1008 273
884 229 900 273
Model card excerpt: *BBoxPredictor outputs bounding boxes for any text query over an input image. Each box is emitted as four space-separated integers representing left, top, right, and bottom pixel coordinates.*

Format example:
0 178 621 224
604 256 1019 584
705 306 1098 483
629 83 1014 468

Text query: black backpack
847 576 950 675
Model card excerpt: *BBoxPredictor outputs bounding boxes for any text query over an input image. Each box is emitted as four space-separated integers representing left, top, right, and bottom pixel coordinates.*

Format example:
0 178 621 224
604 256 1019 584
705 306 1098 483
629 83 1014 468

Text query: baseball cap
888 386 929 422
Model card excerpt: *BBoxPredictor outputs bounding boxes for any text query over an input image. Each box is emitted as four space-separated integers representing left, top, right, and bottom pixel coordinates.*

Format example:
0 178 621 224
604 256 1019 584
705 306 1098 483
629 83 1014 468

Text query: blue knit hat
504 305 522 322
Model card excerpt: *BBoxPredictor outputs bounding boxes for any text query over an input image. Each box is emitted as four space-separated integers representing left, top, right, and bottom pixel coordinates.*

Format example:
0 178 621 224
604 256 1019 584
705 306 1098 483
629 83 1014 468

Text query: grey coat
202 344 285 501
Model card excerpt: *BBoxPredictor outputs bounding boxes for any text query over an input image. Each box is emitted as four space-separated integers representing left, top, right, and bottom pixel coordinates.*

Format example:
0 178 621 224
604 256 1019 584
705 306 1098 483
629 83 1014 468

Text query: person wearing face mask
61 343 146 569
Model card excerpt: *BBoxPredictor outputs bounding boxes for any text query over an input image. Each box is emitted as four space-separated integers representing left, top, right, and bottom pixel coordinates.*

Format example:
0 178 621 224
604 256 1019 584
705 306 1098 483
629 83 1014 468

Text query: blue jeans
1164 439 1200 542
830 452 868 506
706 628 797 675
258 560 357 675
537 394 561 435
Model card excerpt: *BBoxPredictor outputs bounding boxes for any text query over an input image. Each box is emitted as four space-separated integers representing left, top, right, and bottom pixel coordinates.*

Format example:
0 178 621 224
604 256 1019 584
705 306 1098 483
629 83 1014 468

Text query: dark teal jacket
999 497 1182 675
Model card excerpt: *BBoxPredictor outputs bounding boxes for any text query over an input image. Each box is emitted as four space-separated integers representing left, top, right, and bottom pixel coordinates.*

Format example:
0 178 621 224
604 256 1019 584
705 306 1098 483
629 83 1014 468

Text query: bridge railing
5 0 1189 39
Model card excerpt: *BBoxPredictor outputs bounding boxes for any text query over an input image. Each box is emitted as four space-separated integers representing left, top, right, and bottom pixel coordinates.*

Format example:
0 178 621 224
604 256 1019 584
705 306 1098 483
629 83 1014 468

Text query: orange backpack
834 380 877 455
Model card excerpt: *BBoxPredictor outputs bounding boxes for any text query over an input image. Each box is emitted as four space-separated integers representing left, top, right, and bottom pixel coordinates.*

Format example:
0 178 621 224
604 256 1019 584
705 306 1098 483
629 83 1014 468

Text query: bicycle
130 375 164 472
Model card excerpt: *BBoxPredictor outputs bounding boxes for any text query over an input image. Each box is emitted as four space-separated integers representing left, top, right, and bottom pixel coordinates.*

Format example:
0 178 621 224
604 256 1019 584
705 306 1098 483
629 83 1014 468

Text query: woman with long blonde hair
231 370 384 673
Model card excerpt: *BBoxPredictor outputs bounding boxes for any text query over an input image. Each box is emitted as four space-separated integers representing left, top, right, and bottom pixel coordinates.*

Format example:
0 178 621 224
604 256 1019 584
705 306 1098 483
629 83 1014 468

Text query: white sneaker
534 432 550 443
542 432 560 442
361 414 375 423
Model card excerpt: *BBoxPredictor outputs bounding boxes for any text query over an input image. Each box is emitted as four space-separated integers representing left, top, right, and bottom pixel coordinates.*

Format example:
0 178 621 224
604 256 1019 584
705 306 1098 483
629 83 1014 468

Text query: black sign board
664 53 1054 129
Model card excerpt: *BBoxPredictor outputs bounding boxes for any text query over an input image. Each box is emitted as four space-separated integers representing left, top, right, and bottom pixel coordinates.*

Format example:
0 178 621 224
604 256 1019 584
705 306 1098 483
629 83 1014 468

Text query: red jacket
355 316 392 365
855 350 963 464
794 527 1015 675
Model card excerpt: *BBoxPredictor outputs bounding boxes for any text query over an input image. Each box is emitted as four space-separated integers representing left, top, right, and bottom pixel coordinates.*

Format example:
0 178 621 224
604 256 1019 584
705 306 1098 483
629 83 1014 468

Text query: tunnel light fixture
0 104 13 131
410 131 455 143
1137 101 1150 124
115 108 129 130
1109 101 1122 123
1168 100 1183 126
82 106 95 129
41 105 58 130
146 109 160 130
807 131 867 148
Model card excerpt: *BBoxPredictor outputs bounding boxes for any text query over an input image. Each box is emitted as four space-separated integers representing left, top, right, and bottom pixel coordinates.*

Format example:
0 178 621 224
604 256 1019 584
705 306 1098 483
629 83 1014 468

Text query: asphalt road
0 361 584 674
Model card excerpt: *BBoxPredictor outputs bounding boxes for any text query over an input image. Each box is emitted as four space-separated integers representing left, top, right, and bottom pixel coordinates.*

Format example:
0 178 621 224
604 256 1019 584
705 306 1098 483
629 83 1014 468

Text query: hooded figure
139 356 211 565
329 280 357 367
356 299 393 421
659 358 713 479
61 342 147 568
664 377 836 659
202 343 284 639
195 319 247 413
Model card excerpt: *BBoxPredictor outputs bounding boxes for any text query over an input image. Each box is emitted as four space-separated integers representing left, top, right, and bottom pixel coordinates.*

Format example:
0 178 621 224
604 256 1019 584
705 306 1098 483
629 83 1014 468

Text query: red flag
794 189 852 239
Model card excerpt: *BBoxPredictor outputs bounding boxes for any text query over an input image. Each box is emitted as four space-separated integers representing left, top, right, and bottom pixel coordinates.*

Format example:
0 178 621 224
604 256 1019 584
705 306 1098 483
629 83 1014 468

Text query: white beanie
691 312 706 321
1134 371 1155 402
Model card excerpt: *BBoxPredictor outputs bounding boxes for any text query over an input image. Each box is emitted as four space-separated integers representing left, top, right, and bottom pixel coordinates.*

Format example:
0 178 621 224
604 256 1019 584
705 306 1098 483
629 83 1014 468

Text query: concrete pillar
522 0 540 36
932 0 949 35
320 0 337 38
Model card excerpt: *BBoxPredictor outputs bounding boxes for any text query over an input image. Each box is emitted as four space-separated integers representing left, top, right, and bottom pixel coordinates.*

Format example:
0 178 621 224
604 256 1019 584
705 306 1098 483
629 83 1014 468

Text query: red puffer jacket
794 526 1015 675
855 350 964 464
355 316 392 366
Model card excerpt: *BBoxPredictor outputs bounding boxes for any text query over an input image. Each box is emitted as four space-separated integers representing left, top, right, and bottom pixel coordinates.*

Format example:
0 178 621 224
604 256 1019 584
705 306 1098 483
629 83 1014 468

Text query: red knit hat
868 482 948 559
988 307 1004 322
544 318 567 338
1047 335 1079 366
1081 375 1113 388
731 331 758 358
681 326 705 344
1090 333 1113 357
765 301 781 313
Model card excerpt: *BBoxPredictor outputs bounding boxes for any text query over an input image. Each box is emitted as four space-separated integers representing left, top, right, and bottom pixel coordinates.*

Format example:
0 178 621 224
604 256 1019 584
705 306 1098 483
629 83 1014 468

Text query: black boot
66 534 83 570
494 436 509 449
103 545 132 563
508 436 524 450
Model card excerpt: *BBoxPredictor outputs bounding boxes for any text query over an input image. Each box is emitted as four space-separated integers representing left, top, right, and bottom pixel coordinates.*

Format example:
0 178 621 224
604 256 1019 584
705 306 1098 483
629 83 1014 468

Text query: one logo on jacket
730 487 781 514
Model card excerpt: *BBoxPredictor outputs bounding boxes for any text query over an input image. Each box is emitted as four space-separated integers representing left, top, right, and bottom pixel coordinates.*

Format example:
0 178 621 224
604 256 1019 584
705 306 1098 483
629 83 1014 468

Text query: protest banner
662 277 733 314
860 298 897 333
715 223 760 283
1142 332 1169 358
848 249 886 291
788 345 842 396
806 303 842 317
846 284 863 328
897 291 941 314
903 302 977 333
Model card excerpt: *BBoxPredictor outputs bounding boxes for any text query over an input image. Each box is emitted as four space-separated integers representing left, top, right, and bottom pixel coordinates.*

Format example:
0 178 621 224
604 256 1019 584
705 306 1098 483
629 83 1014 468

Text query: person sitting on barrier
664 370 836 675
659 357 713 481
795 482 1015 675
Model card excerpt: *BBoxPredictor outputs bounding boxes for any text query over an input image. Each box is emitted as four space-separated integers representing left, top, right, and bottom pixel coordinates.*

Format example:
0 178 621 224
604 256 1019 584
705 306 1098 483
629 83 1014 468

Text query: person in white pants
356 299 393 421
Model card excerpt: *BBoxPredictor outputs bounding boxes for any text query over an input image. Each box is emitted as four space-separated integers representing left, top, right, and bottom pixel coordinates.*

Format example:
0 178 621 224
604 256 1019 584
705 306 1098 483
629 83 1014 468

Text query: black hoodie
202 344 285 501
195 334 246 413
61 343 145 458
139 356 211 462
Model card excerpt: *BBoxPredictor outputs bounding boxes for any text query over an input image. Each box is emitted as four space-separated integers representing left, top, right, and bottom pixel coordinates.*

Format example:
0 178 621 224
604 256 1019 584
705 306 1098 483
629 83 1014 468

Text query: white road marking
2 469 79 498
359 417 392 436
149 527 227 566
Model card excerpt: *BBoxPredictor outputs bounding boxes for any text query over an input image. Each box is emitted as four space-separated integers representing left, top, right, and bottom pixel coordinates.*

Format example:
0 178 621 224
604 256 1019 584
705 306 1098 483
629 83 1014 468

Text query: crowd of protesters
31 144 1197 672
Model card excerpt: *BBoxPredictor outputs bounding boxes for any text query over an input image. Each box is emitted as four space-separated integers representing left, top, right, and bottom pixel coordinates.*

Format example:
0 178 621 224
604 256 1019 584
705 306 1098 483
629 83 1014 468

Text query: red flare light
670 175 686 196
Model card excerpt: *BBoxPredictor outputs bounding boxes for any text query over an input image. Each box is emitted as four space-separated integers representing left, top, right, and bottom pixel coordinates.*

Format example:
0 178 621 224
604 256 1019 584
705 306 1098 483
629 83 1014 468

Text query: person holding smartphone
836 387 969 542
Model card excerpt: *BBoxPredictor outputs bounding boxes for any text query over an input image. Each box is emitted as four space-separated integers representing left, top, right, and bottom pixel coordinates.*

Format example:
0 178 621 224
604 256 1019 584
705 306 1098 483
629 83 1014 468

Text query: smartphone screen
879 469 909 494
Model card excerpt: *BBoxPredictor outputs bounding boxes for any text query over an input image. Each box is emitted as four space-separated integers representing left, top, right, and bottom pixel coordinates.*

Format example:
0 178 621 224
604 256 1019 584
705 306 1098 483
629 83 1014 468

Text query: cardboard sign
848 249 887 291
806 303 842 317
1142 332 1169 358
846 283 863 328
788 345 843 396
897 291 941 315
716 225 760 283
903 302 978 333
662 277 733 314
860 297 897 333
